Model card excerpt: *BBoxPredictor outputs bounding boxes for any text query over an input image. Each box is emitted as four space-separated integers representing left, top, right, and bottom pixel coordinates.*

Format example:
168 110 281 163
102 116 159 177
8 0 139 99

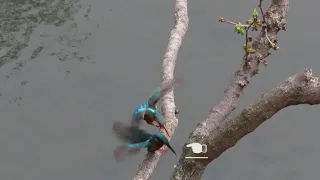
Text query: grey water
0 0 320 179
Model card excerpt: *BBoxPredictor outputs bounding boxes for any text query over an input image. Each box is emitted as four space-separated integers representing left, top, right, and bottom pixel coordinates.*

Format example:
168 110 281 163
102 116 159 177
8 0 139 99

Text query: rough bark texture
171 68 320 179
171 0 289 179
133 0 189 179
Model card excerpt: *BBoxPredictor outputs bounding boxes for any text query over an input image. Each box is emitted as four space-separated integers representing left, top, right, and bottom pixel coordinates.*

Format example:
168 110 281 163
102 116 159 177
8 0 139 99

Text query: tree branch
171 0 289 179
133 0 189 179
172 68 320 179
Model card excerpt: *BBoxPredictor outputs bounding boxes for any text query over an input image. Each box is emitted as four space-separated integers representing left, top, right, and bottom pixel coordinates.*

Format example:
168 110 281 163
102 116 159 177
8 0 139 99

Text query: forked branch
172 68 320 179
171 0 289 179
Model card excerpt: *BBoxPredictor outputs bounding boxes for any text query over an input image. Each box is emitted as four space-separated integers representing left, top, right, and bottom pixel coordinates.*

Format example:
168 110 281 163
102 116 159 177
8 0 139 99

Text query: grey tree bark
171 68 320 179
171 0 290 179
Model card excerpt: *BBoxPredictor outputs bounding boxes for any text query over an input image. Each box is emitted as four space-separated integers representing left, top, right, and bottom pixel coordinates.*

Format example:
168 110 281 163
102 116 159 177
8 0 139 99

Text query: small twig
259 52 271 66
264 29 275 47
264 28 279 50
219 18 249 27
228 21 248 27
258 0 266 22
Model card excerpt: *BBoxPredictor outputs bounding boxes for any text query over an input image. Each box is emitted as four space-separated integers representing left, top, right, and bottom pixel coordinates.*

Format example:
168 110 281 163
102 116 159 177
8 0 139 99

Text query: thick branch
171 0 289 179
172 68 319 179
133 0 189 179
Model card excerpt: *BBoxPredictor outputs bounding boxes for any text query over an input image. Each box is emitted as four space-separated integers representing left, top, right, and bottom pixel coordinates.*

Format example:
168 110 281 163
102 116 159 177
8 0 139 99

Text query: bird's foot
158 146 168 153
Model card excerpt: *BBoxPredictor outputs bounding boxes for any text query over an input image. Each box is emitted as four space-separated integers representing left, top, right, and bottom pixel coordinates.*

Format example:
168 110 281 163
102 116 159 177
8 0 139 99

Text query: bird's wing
131 104 147 127
113 140 151 161
153 110 165 125
147 79 180 109
112 121 151 144
113 144 141 161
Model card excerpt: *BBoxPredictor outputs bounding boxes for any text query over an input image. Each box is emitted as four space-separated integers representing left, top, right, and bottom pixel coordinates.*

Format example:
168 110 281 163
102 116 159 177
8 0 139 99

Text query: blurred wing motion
113 141 149 161
112 121 151 144
112 122 153 161
147 79 181 109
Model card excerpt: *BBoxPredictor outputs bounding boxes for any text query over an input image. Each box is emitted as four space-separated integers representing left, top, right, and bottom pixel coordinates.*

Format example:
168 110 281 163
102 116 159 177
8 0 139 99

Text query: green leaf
243 44 256 53
253 8 258 17
234 24 245 35
264 39 270 45
248 48 256 53
247 18 254 24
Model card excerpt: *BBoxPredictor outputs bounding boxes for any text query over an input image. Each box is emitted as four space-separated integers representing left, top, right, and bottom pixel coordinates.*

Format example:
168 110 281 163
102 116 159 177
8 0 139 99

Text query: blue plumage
131 103 148 123
112 122 176 161
131 79 180 136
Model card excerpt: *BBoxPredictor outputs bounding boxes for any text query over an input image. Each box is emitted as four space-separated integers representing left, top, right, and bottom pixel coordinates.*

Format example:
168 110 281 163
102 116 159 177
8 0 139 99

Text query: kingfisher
131 79 180 137
112 121 177 161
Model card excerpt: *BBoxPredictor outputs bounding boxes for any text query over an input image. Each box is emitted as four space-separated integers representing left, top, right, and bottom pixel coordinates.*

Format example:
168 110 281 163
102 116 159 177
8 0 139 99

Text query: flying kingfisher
131 79 180 137
112 121 176 161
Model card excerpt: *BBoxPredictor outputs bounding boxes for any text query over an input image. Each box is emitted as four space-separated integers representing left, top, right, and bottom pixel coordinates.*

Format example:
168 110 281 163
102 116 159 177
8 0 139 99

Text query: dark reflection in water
0 0 82 66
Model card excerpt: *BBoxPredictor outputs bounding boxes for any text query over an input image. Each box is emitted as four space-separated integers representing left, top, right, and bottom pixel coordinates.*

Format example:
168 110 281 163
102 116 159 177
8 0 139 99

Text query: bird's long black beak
166 143 177 156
